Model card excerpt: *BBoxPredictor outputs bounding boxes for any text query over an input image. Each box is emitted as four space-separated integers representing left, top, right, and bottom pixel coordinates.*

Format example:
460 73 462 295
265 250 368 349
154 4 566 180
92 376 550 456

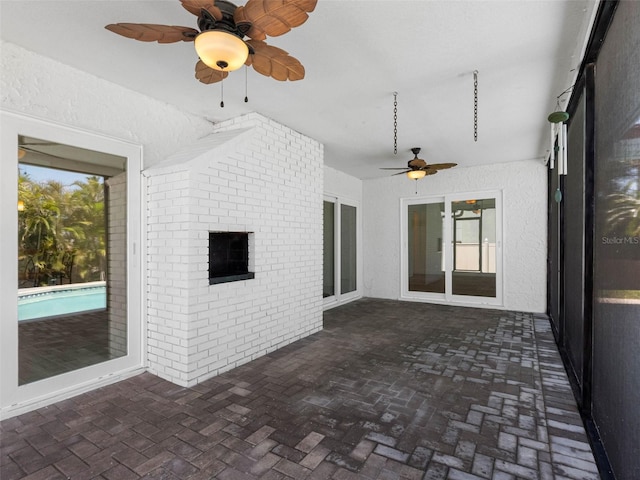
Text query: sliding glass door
1 111 143 418
324 196 361 307
402 192 502 305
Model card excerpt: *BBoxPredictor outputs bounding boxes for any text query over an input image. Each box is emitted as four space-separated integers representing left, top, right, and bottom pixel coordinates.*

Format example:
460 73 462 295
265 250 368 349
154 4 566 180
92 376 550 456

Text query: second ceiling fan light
407 170 427 180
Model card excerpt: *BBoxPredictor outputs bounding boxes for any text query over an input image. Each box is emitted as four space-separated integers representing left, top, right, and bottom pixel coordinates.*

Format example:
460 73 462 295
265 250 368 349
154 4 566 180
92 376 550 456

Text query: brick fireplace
144 113 324 386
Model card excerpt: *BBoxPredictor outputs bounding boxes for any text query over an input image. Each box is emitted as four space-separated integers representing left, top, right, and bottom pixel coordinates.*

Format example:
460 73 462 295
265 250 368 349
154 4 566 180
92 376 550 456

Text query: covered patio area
0 299 598 479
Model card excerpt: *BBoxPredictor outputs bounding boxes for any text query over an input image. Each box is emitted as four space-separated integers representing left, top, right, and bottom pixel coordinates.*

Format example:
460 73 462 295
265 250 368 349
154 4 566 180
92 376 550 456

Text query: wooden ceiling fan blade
105 23 199 43
235 0 318 41
380 167 410 170
391 170 411 176
271 55 305 81
426 163 458 170
195 60 229 84
180 0 223 20
246 40 305 81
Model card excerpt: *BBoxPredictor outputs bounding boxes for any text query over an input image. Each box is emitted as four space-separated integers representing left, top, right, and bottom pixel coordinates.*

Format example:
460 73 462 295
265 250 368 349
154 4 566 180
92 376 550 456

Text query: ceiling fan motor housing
197 0 250 39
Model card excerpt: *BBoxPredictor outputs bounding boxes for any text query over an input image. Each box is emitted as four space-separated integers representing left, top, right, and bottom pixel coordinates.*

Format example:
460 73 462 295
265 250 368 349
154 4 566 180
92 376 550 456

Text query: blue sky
20 164 94 188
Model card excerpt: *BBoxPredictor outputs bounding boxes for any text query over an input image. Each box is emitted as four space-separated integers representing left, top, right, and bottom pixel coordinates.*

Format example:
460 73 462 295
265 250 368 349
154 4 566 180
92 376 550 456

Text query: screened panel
563 90 586 384
592 2 640 478
548 165 561 334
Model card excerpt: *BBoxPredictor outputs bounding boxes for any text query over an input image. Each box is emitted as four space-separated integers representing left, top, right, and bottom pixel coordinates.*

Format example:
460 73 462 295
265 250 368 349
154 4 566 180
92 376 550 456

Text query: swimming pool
18 282 107 321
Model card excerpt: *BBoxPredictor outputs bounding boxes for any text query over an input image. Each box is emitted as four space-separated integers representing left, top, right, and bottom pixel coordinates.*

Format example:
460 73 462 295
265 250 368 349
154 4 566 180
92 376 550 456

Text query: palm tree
17 172 106 286
18 175 63 286
68 177 106 282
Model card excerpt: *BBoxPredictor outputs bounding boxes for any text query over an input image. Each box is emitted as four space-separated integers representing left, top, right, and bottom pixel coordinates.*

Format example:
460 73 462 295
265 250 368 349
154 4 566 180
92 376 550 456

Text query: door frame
0 110 145 419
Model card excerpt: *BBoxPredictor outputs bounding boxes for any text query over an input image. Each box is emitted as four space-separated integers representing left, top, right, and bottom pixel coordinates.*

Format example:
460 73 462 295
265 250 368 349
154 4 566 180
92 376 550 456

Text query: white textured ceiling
0 0 597 179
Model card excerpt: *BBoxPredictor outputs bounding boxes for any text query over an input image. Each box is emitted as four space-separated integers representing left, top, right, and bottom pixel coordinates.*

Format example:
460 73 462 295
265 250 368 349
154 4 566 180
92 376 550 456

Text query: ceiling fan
105 0 317 85
381 148 457 180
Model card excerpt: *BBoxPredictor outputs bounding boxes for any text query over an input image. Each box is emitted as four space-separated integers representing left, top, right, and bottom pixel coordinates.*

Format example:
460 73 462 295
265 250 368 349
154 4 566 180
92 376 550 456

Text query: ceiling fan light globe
195 30 248 71
407 170 427 180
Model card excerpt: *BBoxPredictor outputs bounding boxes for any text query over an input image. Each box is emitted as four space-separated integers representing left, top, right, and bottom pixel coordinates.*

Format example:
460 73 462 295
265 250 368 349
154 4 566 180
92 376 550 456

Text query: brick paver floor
1 298 600 479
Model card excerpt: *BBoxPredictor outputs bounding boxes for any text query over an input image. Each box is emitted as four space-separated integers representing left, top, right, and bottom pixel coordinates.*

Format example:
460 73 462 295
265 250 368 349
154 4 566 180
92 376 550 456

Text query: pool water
18 286 107 321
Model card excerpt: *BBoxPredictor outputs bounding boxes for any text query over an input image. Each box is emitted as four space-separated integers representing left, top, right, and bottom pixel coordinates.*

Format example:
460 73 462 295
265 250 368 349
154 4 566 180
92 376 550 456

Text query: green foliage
18 172 106 287
604 192 640 237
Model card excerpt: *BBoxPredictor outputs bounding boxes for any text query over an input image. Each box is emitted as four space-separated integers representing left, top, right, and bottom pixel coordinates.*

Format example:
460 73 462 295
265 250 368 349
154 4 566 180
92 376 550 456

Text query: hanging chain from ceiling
473 70 478 142
473 71 479 142
393 92 398 155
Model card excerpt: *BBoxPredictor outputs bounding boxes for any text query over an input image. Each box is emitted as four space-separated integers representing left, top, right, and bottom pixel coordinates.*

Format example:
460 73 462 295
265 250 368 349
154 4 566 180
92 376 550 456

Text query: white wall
1 41 213 166
324 165 363 202
364 160 548 313
145 113 324 386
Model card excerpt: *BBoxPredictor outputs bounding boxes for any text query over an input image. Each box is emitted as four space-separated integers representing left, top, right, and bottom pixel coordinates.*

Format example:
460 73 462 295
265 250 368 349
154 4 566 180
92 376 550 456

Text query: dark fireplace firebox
208 232 254 285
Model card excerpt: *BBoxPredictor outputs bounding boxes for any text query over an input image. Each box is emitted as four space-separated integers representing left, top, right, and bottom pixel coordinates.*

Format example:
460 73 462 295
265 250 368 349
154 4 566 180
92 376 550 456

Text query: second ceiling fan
381 148 457 180
105 0 317 85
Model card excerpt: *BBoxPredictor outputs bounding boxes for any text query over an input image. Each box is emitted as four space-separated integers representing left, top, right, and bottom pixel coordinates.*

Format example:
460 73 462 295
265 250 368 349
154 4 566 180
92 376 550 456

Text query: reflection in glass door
17 138 127 385
341 204 357 295
452 199 496 297
403 193 501 305
323 200 335 298
408 202 445 293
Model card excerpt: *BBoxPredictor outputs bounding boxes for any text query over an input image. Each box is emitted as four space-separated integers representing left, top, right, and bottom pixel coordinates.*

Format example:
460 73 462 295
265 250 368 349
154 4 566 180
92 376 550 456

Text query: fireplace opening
209 232 255 285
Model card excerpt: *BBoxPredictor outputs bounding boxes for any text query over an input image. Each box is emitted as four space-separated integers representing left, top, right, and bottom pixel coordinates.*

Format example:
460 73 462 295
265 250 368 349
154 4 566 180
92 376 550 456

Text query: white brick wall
145 113 324 386
105 172 127 357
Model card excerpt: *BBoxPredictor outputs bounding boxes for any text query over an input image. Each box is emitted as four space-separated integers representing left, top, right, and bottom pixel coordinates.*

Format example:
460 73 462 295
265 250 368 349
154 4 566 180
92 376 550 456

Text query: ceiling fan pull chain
393 92 398 155
245 65 249 103
220 77 224 108
473 70 478 142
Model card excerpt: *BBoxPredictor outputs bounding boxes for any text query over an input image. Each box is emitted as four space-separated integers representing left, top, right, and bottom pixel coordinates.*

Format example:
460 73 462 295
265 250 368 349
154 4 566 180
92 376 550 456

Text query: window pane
340 204 357 294
323 201 335 298
452 198 496 297
408 203 445 293
17 141 127 385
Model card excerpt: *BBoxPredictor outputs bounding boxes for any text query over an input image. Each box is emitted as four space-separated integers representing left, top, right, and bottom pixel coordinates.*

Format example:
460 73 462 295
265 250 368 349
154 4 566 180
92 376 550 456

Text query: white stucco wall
0 41 213 166
363 160 548 313
324 165 363 202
